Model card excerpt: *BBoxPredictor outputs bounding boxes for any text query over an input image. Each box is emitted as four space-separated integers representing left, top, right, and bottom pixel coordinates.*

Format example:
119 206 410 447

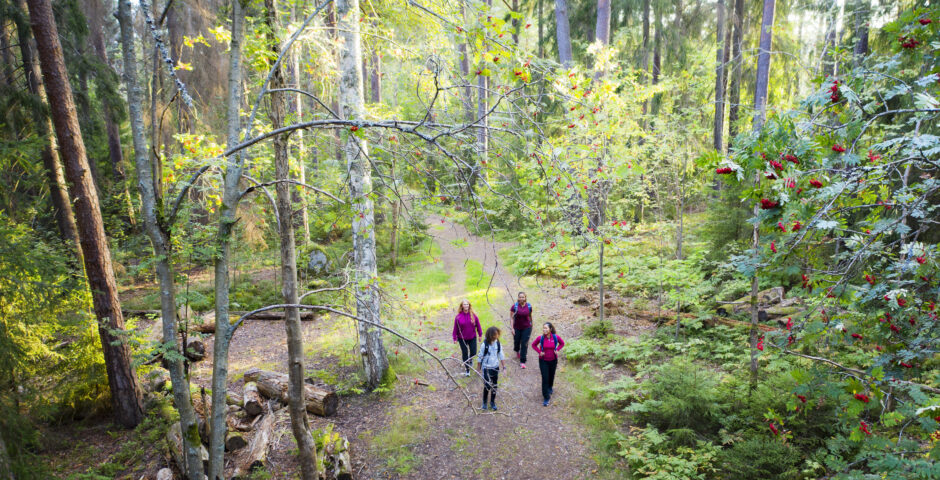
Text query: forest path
386 217 599 479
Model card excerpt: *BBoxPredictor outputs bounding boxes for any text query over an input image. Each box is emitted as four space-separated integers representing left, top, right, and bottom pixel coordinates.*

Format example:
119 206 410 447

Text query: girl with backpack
477 326 506 410
510 292 533 369
452 299 482 376
532 322 564 406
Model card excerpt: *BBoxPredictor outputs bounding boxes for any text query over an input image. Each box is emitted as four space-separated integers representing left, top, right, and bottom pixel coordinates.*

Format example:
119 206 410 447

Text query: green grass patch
567 364 626 478
463 260 506 332
369 404 433 474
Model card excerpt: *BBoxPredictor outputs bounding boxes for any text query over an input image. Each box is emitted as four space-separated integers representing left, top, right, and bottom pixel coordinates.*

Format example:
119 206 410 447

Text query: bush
627 358 727 437
583 319 613 339
717 436 802 480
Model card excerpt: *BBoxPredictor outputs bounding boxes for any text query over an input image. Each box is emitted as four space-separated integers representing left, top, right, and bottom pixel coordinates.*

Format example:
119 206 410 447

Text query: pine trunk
116 0 205 476
263 1 319 477
0 430 10 480
26 0 144 428
712 0 727 152
750 0 775 386
554 0 573 67
14 0 81 256
726 0 744 150
337 0 389 390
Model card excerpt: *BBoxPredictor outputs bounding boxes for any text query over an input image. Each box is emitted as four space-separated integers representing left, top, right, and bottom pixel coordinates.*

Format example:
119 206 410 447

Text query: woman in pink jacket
532 322 564 406
452 300 482 376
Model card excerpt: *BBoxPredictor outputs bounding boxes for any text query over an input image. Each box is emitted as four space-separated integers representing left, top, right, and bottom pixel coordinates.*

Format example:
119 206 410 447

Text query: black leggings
458 337 477 373
513 327 532 363
539 358 558 401
482 368 499 404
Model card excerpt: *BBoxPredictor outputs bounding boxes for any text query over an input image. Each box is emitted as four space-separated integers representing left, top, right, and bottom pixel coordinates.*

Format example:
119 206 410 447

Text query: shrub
583 319 613 339
717 436 802 480
626 358 727 437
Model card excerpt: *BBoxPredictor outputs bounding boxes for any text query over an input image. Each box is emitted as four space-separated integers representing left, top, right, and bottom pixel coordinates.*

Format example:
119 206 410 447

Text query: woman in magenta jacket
452 299 482 376
532 322 564 406
510 292 533 369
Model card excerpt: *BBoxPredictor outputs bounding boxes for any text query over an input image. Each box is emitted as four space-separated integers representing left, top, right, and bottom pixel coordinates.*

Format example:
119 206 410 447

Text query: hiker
477 326 506 411
532 322 564 406
510 292 533 369
452 299 482 376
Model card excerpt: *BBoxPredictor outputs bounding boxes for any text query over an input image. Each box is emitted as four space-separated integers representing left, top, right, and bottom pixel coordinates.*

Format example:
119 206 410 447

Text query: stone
307 249 332 277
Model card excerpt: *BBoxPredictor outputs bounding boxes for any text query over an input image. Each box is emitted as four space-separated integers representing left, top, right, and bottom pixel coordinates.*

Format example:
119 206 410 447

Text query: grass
567 364 628 479
463 260 507 333
368 404 433 474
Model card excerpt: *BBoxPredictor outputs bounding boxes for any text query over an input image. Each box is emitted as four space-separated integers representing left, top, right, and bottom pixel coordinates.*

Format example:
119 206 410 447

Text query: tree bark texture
853 0 870 62
26 0 144 429
263 1 319 476
726 0 744 150
0 430 12 480
116 0 205 476
208 1 246 477
753 0 775 128
554 0 573 67
337 0 389 390
14 0 81 256
713 0 727 152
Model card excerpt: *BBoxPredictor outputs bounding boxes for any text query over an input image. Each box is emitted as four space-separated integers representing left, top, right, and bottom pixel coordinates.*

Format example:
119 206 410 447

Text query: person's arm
556 335 565 351
452 316 459 342
499 347 506 369
532 336 543 356
475 314 483 338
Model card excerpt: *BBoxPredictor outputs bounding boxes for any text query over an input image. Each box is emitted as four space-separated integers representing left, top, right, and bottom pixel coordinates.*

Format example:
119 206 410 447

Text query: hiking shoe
482 401 488 410
490 402 497 411
520 363 526 369
543 400 549 407
464 371 471 377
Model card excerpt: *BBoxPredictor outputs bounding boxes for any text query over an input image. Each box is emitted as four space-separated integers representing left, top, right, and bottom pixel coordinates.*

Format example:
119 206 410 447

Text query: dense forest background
0 0 939 477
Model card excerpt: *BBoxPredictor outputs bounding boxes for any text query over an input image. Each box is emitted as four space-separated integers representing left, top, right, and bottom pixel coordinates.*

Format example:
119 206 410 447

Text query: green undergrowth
366 404 434 475
565 324 845 479
463 260 506 332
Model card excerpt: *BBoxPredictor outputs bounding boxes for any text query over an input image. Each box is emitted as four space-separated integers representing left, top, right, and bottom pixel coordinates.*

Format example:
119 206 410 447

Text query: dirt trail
385 217 598 479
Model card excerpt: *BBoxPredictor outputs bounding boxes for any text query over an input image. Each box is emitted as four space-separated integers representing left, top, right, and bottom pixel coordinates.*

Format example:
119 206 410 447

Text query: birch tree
337 0 389 389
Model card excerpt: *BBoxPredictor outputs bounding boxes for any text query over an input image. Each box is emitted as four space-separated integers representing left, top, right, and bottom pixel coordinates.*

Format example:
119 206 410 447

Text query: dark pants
458 337 477 373
539 358 558 401
513 327 532 363
482 368 499 404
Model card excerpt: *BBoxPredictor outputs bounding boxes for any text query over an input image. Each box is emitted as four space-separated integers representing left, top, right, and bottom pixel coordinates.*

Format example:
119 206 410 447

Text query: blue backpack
539 334 559 350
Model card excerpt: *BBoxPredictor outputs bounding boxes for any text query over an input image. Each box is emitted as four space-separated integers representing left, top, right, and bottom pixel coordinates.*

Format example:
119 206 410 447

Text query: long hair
543 322 556 335
458 300 475 317
517 291 527 305
484 326 500 345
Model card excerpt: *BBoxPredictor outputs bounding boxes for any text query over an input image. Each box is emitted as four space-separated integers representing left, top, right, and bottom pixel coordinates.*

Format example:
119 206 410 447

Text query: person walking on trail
532 322 565 406
453 299 482 376
477 326 506 411
510 292 533 369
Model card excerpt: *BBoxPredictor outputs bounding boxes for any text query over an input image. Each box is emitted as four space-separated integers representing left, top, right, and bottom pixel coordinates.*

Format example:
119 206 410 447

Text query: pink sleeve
452 315 459 341
474 315 482 337
557 336 565 351
531 336 542 353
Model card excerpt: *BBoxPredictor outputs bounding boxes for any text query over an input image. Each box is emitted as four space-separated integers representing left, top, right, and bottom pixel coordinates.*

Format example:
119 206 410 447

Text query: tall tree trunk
88 0 136 226
263 1 319 477
538 0 545 58
370 46 381 104
14 0 81 255
594 0 610 78
726 0 744 150
651 7 662 115
326 3 343 164
712 0 727 152
554 0 573 67
853 0 869 63
208 1 246 476
750 0 775 387
116 0 204 474
26 0 143 428
641 0 650 114
0 431 11 480
511 0 520 45
337 0 389 390
289 9 310 246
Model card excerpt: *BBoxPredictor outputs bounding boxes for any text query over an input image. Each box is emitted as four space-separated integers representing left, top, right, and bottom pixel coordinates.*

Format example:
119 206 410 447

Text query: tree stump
243 368 338 417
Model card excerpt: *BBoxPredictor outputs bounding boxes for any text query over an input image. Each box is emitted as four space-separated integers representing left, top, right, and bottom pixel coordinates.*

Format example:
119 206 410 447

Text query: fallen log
226 390 244 407
166 421 209 473
225 431 249 452
230 405 275 479
124 309 321 321
244 368 338 417
184 338 206 362
243 382 263 417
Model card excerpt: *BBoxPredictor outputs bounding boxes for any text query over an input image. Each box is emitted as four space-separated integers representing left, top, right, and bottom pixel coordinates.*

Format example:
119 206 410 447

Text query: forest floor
44 217 655 479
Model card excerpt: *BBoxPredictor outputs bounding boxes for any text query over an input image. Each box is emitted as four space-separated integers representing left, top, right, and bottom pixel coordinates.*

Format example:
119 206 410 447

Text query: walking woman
452 299 482 376
532 322 564 406
510 292 533 369
477 326 506 410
